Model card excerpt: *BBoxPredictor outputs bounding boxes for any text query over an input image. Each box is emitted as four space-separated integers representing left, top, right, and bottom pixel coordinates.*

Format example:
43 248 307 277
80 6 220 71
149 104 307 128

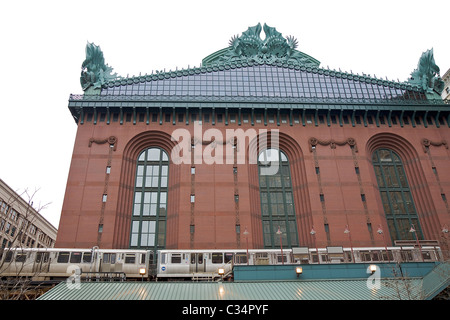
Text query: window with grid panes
130 148 168 249
258 149 298 248
372 149 423 243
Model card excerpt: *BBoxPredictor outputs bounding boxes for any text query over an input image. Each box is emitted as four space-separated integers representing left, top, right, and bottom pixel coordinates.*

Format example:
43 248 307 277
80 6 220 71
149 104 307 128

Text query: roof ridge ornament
80 42 121 93
408 48 445 97
202 23 320 67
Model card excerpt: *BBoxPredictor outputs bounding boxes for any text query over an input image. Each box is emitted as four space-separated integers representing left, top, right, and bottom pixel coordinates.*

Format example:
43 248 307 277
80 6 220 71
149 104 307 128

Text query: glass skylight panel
100 64 422 102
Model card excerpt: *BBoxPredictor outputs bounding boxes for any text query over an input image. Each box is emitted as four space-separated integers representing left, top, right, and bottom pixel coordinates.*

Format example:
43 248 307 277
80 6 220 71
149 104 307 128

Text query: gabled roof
99 61 428 105
73 23 448 123
94 23 443 106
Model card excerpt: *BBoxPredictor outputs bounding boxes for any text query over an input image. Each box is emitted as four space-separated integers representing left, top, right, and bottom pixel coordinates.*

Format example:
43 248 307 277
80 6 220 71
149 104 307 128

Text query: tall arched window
372 149 423 242
258 149 299 248
130 147 168 249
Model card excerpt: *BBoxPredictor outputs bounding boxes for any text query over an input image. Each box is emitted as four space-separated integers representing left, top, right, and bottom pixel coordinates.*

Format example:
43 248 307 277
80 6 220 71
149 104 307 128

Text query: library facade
55 23 450 252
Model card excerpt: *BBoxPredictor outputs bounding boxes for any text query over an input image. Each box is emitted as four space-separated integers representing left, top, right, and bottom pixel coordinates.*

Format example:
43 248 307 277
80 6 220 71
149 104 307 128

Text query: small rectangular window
103 253 116 264
191 167 195 174
212 253 223 264
190 195 195 203
36 252 50 263
70 252 82 263
125 253 136 264
82 252 92 263
361 194 366 202
171 254 182 264
13 253 26 263
57 252 70 263
315 167 320 174
320 194 325 202
102 194 107 202
355 167 360 175
106 166 111 174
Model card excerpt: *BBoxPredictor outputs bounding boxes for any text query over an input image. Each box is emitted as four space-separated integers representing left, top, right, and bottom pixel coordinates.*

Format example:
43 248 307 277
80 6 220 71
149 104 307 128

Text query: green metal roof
38 262 449 300
39 279 427 300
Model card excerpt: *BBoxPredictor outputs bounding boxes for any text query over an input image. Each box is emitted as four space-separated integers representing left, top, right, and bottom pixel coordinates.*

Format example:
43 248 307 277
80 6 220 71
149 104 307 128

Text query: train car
0 247 152 281
157 249 238 280
0 245 443 282
47 248 150 280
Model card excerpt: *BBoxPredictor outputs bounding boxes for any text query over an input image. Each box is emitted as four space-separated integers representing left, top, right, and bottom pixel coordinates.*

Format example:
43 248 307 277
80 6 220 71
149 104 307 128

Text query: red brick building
56 24 450 251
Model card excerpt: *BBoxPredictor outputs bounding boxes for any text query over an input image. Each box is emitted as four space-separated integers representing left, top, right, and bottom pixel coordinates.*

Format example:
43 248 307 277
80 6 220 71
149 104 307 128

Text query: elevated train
0 245 444 282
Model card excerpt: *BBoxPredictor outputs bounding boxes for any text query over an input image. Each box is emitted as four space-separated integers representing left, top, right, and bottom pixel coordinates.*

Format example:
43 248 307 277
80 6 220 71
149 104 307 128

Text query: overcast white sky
0 0 449 229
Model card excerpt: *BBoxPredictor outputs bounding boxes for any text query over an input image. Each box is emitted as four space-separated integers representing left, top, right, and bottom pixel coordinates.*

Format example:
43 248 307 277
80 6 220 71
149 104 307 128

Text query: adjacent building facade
0 179 57 249
56 24 450 252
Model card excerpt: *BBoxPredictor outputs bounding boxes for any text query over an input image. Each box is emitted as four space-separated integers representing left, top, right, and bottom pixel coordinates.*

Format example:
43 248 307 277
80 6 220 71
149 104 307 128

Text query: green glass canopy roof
100 63 427 104
71 23 448 124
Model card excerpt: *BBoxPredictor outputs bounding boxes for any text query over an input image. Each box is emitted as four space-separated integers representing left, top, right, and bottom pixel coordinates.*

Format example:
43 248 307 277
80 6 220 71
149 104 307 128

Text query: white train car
0 247 151 280
0 245 443 282
156 248 303 280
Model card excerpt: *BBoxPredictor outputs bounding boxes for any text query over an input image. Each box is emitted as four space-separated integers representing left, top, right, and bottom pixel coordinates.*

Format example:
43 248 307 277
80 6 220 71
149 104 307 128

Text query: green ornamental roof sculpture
407 48 445 97
202 23 320 67
80 42 121 93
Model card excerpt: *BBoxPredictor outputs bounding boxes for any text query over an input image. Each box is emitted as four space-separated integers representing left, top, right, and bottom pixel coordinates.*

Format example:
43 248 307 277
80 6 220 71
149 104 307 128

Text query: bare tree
0 188 51 300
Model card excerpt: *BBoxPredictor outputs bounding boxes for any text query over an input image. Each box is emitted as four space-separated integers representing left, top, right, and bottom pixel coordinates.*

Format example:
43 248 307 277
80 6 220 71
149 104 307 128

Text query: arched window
258 149 299 248
130 148 168 249
372 149 423 243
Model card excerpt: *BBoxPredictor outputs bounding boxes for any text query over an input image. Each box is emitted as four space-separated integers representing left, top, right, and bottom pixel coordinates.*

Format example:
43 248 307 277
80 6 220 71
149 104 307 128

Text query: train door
33 252 50 274
100 253 116 272
190 253 205 273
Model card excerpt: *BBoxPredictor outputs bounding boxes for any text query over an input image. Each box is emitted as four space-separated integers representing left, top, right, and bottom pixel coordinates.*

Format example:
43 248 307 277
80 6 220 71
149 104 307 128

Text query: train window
361 251 371 262
140 253 146 264
401 250 413 261
422 251 432 260
234 253 247 264
277 255 287 263
311 253 319 263
103 253 116 264
15 253 27 263
212 253 223 264
160 253 166 264
372 251 380 261
382 251 393 261
171 254 181 264
224 253 233 263
70 252 82 263
4 251 13 262
198 253 203 264
57 252 70 263
36 252 50 263
125 254 136 264
83 252 92 263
